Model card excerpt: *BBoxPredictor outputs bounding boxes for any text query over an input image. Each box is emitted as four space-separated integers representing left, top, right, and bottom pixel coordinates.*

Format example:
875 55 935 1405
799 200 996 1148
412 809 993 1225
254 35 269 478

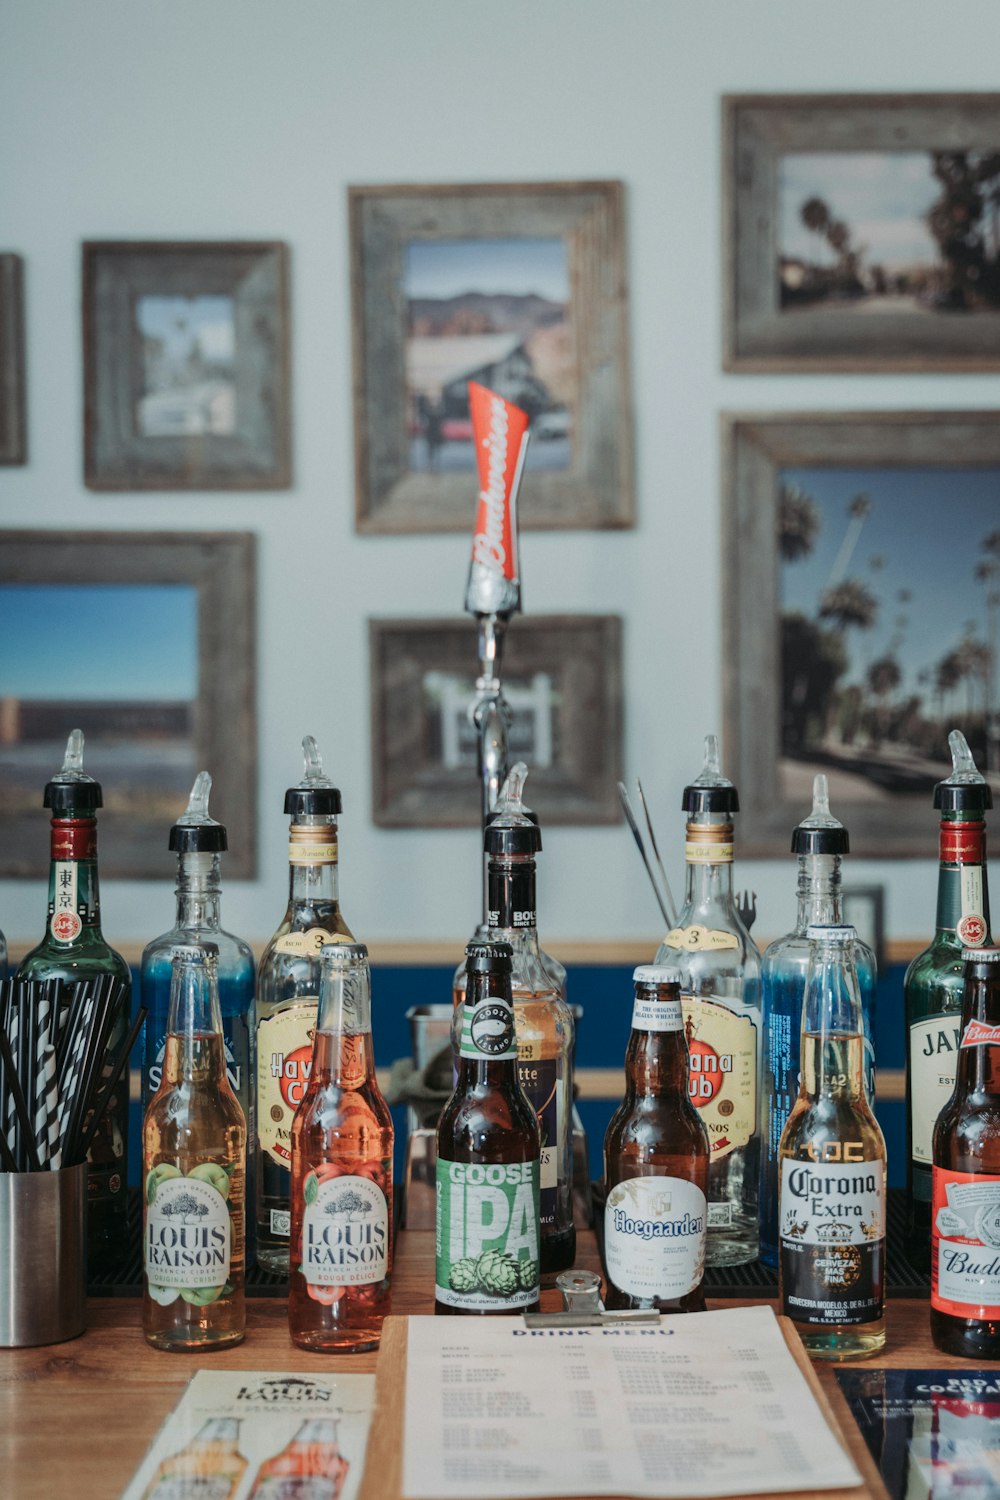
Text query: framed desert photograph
0 253 26 463
83 241 291 488
723 412 1000 856
0 531 256 878
724 93 1000 370
369 615 623 826
350 181 632 532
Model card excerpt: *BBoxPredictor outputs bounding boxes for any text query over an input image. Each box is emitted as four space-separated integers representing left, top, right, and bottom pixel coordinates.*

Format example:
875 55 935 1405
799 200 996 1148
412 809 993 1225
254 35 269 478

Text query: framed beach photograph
350 181 632 532
83 241 291 488
724 93 1000 370
369 614 623 826
722 412 1000 856
0 531 257 878
0 254 26 463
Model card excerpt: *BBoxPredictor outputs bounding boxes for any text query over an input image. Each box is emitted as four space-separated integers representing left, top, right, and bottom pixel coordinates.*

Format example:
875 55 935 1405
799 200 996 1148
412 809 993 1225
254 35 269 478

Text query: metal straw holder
0 1162 87 1347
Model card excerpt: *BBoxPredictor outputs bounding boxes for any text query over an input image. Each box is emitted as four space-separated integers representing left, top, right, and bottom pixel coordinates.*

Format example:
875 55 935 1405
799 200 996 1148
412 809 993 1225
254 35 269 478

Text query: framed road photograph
0 531 257 878
350 181 633 533
724 93 1000 370
0 253 26 464
83 241 291 489
369 614 623 826
722 412 1000 857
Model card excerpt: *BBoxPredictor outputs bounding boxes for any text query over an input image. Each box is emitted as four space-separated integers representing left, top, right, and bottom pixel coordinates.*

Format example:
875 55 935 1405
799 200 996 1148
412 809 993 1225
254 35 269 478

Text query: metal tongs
617 779 678 931
522 1269 661 1328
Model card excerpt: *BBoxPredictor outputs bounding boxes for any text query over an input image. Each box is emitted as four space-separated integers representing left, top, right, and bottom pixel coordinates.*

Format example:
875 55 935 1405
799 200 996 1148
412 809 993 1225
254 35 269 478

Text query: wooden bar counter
0 1230 963 1500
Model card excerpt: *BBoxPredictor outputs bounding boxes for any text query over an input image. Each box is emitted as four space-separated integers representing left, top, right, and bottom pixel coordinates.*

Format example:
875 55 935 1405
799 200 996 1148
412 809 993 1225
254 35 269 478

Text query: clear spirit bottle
656 735 761 1266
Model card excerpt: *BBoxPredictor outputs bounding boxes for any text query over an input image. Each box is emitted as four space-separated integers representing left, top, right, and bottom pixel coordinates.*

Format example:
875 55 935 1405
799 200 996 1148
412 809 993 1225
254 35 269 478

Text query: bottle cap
169 771 227 853
806 923 856 944
465 939 514 974
682 734 740 816
934 729 993 814
284 735 343 817
43 729 103 817
963 945 1000 966
484 762 542 856
791 773 849 855
170 941 219 965
633 964 683 987
320 942 368 962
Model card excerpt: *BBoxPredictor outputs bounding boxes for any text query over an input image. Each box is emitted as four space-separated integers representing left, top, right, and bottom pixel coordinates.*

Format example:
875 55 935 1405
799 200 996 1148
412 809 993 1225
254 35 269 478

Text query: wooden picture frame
369 614 623 826
0 254 26 464
83 241 291 489
722 412 1000 857
350 181 633 533
724 93 1000 370
0 531 257 878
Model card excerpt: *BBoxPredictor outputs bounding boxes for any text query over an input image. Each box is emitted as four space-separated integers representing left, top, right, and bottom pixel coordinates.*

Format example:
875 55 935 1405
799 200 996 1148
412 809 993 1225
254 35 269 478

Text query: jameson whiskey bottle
255 736 354 1273
906 730 992 1268
779 925 887 1361
289 944 393 1353
248 1420 349 1499
758 776 877 1268
141 1419 247 1500
656 735 761 1266
17 729 131 1273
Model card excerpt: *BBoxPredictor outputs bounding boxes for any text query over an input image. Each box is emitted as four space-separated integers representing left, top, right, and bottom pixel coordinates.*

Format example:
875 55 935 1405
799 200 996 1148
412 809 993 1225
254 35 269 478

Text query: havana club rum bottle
17 729 131 1273
141 1419 247 1500
906 730 992 1268
656 735 761 1266
255 737 354 1273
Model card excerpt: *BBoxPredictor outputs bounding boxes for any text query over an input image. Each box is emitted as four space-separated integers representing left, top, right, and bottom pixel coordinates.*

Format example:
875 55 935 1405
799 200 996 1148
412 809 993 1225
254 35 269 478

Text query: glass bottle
140 772 255 1217
453 764 574 1277
931 945 1000 1360
758 775 877 1268
248 1420 350 1499
0 924 7 978
141 1419 247 1500
437 941 541 1315
603 965 709 1313
778 924 887 1361
143 943 246 1351
255 736 354 1274
655 734 761 1266
16 729 131 1274
289 943 393 1353
906 730 993 1268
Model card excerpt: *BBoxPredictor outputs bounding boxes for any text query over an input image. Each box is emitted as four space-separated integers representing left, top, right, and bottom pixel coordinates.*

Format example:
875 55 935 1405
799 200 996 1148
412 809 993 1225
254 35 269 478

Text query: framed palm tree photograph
723 412 1000 856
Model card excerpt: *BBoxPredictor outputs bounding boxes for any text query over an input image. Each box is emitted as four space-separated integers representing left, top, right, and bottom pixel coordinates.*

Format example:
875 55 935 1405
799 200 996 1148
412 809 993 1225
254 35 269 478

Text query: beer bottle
289 943 393 1353
931 946 1000 1359
436 941 541 1315
779 925 886 1361
603 966 708 1313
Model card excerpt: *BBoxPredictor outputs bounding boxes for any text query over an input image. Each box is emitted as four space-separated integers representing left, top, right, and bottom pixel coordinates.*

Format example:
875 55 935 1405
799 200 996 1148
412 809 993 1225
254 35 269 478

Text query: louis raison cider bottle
906 730 992 1268
437 941 541 1314
289 943 393 1353
143 944 246 1351
604 966 709 1312
141 1420 247 1500
17 729 131 1273
931 946 1000 1359
255 736 354 1273
779 925 886 1361
656 735 761 1266
248 1420 349 1499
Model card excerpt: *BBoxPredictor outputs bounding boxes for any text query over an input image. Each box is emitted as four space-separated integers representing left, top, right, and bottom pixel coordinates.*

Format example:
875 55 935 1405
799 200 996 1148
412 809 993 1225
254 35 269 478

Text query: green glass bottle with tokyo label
436 940 541 1315
255 737 354 1273
779 924 886 1361
143 943 246 1351
655 734 761 1266
905 730 993 1269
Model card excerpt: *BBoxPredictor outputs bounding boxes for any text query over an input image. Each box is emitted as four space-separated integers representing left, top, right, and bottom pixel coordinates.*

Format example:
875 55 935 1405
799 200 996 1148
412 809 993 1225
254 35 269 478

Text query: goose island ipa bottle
17 729 131 1274
143 944 246 1351
603 966 709 1313
256 737 354 1273
289 943 393 1353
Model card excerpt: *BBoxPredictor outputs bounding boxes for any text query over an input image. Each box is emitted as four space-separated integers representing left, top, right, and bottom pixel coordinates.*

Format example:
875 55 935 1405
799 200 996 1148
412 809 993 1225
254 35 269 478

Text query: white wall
2 0 1000 949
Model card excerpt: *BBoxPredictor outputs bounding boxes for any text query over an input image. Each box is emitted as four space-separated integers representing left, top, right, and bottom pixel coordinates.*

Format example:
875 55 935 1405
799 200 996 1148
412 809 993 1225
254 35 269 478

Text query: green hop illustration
449 1258 479 1293
303 1173 319 1207
476 1250 519 1296
517 1258 539 1291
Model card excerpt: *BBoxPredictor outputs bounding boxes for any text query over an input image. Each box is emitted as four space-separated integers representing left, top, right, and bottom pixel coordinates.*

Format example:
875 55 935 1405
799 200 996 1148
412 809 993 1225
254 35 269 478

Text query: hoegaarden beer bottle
436 941 541 1315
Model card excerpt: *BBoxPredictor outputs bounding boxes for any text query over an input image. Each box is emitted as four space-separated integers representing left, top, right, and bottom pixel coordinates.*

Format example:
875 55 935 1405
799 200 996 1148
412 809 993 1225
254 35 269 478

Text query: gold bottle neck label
685 821 734 866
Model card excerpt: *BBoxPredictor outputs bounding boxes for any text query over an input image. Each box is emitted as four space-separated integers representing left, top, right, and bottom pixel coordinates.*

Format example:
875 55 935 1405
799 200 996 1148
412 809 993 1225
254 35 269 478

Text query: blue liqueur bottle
758 775 876 1268
140 773 255 1220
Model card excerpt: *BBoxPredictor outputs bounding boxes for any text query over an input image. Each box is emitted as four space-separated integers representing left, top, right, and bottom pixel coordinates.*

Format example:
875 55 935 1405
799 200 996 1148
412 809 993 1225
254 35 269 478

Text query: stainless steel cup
0 1163 87 1347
